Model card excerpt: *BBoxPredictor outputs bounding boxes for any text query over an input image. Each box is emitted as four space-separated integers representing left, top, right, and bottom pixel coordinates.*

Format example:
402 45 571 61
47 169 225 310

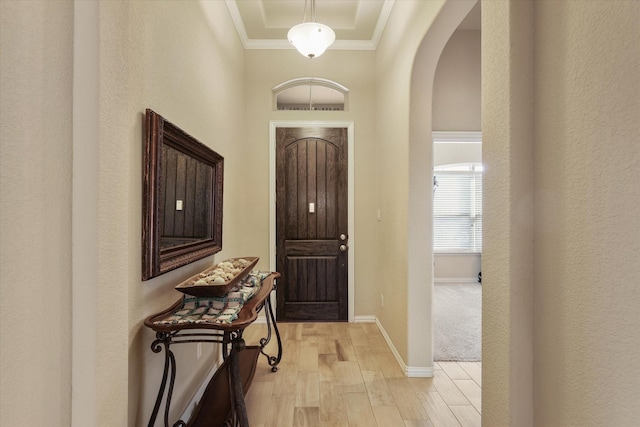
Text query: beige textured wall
127 2 246 425
0 2 73 425
376 0 476 368
243 49 378 317
433 29 481 131
483 0 640 425
408 0 477 371
482 0 535 425
70 1 247 425
375 0 444 363
533 1 640 425
434 255 481 282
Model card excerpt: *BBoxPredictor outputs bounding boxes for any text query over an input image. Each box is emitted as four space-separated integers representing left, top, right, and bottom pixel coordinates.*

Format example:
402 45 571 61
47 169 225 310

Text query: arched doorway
406 0 478 371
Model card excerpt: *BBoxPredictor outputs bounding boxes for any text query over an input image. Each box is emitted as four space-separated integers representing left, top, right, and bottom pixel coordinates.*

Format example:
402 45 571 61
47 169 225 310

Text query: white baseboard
373 317 434 378
373 317 408 374
354 315 376 323
434 277 479 284
406 366 434 377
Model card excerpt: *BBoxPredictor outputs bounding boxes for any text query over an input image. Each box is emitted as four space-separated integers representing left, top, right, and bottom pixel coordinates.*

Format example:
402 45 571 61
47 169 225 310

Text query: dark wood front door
276 127 348 321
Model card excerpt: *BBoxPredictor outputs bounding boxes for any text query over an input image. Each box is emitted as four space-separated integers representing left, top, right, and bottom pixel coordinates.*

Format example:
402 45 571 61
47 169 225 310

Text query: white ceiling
223 1 480 52
224 0 396 51
221 1 481 104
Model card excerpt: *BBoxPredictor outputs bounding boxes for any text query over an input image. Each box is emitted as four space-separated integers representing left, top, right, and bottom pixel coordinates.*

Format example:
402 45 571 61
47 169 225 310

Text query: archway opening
406 0 479 373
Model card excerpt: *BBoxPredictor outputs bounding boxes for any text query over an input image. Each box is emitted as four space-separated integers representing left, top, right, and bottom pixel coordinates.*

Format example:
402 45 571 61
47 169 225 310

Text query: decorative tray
175 257 259 297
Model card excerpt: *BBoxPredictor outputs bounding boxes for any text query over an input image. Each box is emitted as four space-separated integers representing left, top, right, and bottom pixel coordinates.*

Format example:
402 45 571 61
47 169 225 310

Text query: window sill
434 252 482 256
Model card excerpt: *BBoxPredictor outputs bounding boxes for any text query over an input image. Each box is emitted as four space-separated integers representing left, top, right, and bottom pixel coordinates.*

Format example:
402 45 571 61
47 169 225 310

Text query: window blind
433 170 482 252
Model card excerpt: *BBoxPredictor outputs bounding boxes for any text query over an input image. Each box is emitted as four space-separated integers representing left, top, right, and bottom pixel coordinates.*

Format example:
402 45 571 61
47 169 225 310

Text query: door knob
340 244 348 252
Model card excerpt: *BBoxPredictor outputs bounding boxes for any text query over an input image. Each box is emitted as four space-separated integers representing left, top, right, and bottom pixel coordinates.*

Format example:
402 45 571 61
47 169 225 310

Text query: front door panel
276 127 348 321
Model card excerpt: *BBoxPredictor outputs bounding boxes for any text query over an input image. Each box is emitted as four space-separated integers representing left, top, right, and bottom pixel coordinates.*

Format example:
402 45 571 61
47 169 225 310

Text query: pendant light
288 0 335 59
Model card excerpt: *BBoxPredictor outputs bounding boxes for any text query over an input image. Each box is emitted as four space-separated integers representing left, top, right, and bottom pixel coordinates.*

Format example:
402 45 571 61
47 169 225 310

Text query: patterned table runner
153 271 271 325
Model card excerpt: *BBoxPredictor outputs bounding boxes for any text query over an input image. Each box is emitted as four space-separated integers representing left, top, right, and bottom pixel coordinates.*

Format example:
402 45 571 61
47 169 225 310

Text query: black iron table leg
228 332 249 427
222 331 231 360
148 332 177 427
259 293 282 372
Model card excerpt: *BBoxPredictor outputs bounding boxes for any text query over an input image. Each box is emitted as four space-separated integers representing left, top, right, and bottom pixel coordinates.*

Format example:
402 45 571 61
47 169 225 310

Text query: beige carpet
434 282 481 361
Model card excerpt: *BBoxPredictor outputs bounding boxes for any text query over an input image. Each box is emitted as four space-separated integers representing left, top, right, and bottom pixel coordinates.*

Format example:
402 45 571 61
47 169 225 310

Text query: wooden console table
144 272 282 427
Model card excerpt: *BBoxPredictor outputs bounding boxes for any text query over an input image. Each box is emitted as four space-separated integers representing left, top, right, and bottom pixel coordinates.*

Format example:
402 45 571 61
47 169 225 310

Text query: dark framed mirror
142 109 223 280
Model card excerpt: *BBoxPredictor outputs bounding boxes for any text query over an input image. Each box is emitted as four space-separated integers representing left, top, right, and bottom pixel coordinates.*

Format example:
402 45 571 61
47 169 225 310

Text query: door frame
269 120 355 322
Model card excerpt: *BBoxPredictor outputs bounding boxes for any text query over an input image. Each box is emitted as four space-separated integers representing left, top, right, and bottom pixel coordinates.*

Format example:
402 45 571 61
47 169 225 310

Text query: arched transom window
273 78 349 111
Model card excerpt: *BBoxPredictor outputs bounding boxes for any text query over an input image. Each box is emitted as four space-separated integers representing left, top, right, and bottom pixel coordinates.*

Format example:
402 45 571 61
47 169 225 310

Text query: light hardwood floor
242 322 481 427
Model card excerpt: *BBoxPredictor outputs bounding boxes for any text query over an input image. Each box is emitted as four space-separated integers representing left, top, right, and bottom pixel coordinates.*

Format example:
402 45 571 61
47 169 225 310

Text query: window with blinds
433 164 482 253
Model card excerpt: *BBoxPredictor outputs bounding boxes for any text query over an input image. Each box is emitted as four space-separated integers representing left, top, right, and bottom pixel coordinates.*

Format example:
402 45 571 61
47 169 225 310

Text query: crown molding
225 0 395 52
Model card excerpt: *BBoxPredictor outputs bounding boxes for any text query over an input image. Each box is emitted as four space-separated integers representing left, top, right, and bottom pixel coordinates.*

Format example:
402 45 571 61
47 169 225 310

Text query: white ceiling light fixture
287 0 335 59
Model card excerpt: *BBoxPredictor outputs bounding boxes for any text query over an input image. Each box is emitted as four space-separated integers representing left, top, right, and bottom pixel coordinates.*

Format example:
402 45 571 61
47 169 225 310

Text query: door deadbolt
340 234 348 241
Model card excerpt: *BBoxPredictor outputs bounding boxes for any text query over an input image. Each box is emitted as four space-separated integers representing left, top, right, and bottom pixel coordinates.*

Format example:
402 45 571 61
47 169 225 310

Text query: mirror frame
142 109 224 280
